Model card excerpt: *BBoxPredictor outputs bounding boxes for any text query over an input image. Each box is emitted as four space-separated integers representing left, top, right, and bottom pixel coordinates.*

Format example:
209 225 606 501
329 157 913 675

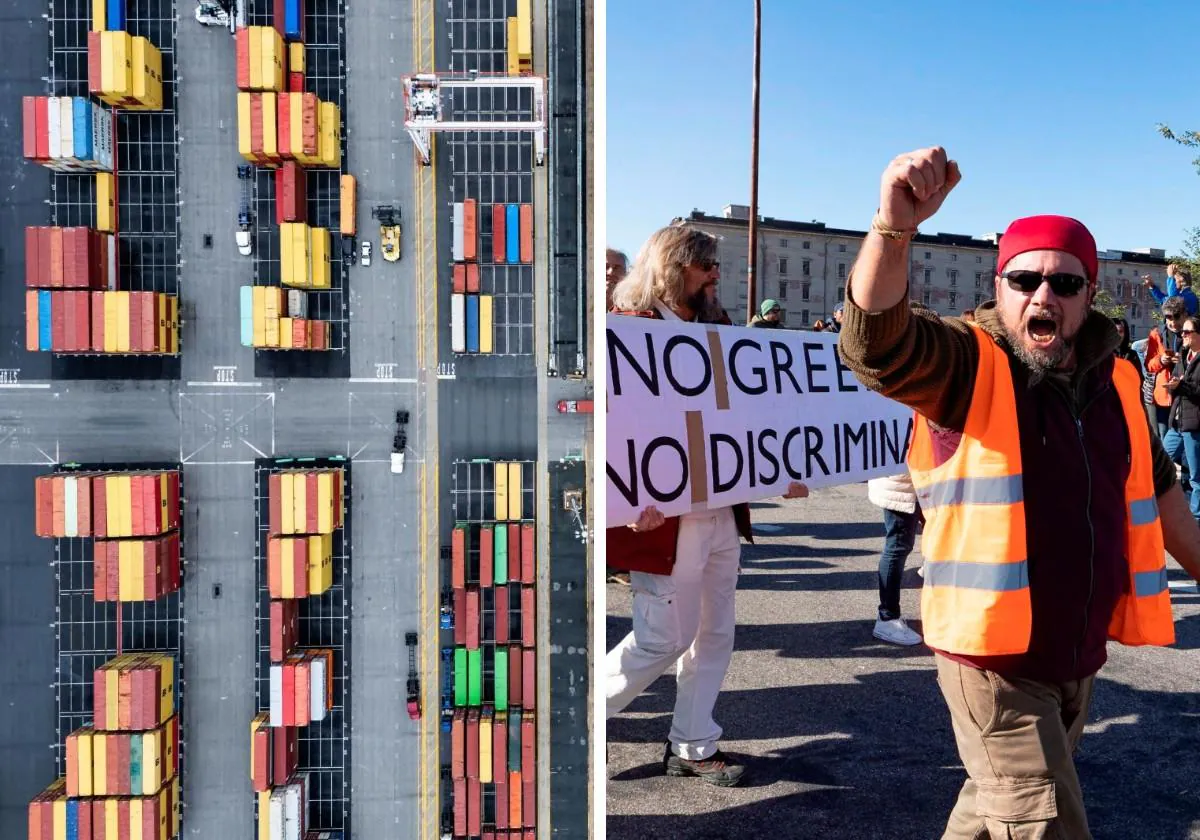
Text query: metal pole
746 0 762 324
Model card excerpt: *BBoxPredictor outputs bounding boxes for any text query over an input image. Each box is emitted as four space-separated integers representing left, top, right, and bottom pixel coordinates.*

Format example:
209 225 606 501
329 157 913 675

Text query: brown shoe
663 746 746 787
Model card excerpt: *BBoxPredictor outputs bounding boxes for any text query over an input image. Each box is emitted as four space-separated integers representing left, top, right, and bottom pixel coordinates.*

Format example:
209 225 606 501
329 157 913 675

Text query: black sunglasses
1183 329 1196 336
695 259 720 272
1002 270 1087 297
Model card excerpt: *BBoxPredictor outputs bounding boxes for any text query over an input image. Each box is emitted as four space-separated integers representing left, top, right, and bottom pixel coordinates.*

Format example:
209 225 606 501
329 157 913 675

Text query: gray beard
1004 323 1073 387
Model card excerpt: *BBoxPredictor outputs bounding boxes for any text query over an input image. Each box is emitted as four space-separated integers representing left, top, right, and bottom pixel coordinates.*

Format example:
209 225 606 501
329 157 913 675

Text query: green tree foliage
1091 288 1126 320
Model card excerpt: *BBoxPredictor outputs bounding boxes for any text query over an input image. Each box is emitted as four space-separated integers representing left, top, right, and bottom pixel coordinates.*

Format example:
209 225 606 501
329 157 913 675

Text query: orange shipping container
519 204 534 264
467 263 480 294
463 199 478 261
236 28 251 89
453 263 466 294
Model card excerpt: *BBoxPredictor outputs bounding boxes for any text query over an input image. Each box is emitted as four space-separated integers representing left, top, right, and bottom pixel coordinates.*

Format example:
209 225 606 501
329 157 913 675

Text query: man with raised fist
838 147 1200 838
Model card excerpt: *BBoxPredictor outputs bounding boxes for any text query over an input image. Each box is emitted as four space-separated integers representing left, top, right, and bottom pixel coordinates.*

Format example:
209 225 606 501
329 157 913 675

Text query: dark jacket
749 315 785 329
606 305 754 575
839 296 1176 683
1168 350 1200 433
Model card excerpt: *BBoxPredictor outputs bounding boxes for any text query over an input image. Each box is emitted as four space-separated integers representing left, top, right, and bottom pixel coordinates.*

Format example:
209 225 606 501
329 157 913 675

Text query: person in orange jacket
1145 295 1189 438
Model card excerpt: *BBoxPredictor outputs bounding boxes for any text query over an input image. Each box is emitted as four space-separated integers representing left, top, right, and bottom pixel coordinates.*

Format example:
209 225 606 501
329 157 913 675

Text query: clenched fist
879 146 962 232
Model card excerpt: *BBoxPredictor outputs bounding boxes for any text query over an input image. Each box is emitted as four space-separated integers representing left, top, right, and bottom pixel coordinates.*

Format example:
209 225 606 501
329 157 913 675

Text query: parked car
361 240 372 267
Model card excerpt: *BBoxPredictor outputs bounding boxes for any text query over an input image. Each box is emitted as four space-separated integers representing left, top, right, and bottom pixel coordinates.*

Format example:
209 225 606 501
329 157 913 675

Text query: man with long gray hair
606 223 807 786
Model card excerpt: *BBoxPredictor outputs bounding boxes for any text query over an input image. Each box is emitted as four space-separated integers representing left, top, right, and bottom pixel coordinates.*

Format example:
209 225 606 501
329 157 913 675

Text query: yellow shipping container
166 296 178 355
479 295 494 353
308 533 333 593
294 470 307 531
258 790 271 840
141 728 159 795
264 27 284 91
507 18 520 75
96 173 116 232
78 729 94 796
508 462 522 521
131 37 151 106
159 472 169 531
279 317 293 349
517 0 533 56
103 292 117 353
289 42 306 74
104 668 119 730
480 714 493 783
248 26 263 90
495 460 508 522
101 32 134 100
281 538 294 597
252 287 266 347
92 0 106 31
262 92 279 160
319 102 341 168
53 793 66 838
238 92 254 159
117 474 133 537
93 732 108 795
115 290 131 353
152 654 176 723
281 472 295 534
310 227 330 289
118 540 133 600
264 287 281 347
130 799 143 835
316 471 333 533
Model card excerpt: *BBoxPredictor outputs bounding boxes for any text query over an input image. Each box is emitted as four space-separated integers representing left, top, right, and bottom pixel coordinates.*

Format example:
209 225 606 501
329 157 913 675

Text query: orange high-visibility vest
908 325 1174 655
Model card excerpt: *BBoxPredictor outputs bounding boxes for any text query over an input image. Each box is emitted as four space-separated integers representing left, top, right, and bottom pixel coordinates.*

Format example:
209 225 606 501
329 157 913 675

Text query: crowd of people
605 146 1200 837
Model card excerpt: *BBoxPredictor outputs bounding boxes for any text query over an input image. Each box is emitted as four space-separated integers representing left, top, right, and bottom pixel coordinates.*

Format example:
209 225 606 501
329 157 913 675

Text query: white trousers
606 507 742 760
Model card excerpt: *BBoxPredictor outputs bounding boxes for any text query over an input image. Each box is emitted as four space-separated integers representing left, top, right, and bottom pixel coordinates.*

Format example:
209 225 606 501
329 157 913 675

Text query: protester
1112 316 1142 386
1145 296 1188 439
960 309 976 322
607 224 805 787
839 145 1200 838
749 298 785 328
1144 264 1198 315
866 471 922 646
606 248 629 312
829 302 844 332
811 319 828 332
1162 314 1200 524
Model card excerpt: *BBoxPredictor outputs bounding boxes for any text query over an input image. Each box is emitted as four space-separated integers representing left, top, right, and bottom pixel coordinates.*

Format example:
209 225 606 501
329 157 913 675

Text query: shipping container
285 0 305 40
289 40 306 74
318 101 341 168
522 647 535 710
509 769 523 827
451 524 467 589
516 0 533 70
107 0 125 30
270 598 299 662
451 708 466 779
454 646 467 707
509 464 523 522
276 161 307 224
521 586 535 648
453 777 467 838
451 293 466 353
466 708 481 780
453 587 467 648
468 777 483 838
509 643 522 709
494 647 509 711
67 716 178 797
466 294 480 354
523 775 536 829
452 202 465 262
467 648 483 706
508 709 521 771
466 588 481 651
466 262 481 295
494 522 509 585
492 203 506 262
289 70 305 93
93 532 181 602
463 199 478 262
96 172 116 232
520 204 534 264
452 263 466 294
240 286 255 346
236 27 251 89
94 652 176 731
495 463 509 524
506 204 520 264
479 525 494 588
339 174 356 237
521 523 535 582
507 16 521 75
521 712 535 783
480 295 494 354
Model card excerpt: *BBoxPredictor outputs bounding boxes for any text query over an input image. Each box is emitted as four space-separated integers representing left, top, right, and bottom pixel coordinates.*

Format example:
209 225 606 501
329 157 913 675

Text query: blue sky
606 0 1200 261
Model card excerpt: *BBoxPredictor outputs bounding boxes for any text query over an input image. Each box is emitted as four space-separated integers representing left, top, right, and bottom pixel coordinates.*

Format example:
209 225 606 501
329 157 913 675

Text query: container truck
371 204 402 262
406 631 421 720
237 164 254 256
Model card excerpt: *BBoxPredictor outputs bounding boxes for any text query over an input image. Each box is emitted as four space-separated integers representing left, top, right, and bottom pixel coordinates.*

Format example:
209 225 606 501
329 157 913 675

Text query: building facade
678 205 1167 338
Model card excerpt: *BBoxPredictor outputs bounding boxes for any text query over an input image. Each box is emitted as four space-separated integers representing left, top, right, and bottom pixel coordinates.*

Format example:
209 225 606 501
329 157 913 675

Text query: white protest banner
606 315 914 528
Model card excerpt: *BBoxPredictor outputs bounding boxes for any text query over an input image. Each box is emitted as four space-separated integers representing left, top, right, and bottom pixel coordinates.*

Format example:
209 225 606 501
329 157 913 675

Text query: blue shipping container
240 286 254 347
38 291 52 351
72 98 93 161
66 799 79 839
466 294 479 353
506 205 519 264
284 0 303 39
107 0 125 30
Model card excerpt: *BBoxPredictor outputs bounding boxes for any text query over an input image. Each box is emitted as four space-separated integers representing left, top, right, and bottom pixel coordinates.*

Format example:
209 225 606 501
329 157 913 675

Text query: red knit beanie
996 215 1098 284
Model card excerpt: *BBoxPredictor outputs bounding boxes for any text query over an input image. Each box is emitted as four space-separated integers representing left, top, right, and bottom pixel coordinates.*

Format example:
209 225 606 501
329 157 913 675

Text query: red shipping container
283 660 295 726
305 473 319 533
142 541 158 601
63 292 76 352
466 588 480 650
91 291 105 352
167 471 181 530
252 719 270 789
34 477 51 536
48 228 63 288
129 476 143 537
22 97 37 160
522 648 535 710
25 227 39 287
93 541 108 601
270 599 297 662
35 97 50 160
50 477 64 536
495 775 509 830
492 203 505 262
125 292 141 354
78 476 93 537
509 771 522 827
451 709 466 780
268 539 282 598
493 717 508 793
519 204 534 264
277 91 293 159
235 28 251 90
273 0 285 33
452 263 466 294
311 319 327 349
274 725 297 785
25 290 38 352
495 585 509 644
276 162 306 224
288 72 304 93
106 540 119 602
168 532 182 592
452 527 466 589
467 263 480 294
521 523 535 583
484 831 495 840
523 788 535 830
88 33 102 95
141 293 155 353
60 228 78 288
480 526 494 588
452 589 466 646
468 777 482 838
466 708 480 778
508 524 520 581
453 777 467 838
521 586 535 648
521 715 535 782
509 643 522 707
75 291 90 351
51 294 65 351
300 93 318 156
269 473 282 534
293 319 307 348
463 199 478 262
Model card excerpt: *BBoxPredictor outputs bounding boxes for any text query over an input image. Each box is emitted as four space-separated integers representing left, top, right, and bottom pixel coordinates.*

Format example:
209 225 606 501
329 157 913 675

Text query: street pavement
605 483 1200 840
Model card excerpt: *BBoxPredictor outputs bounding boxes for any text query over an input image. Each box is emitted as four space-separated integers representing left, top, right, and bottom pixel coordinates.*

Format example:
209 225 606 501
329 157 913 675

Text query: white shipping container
283 783 302 840
450 293 466 353
270 664 283 727
452 202 465 262
309 655 326 722
47 97 61 160
286 289 308 319
59 98 75 163
93 103 112 171
269 788 286 840
106 235 118 290
64 477 78 538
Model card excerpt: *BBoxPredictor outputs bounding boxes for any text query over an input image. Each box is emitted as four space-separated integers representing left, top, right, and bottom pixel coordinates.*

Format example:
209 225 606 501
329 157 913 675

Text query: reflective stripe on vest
908 327 1174 656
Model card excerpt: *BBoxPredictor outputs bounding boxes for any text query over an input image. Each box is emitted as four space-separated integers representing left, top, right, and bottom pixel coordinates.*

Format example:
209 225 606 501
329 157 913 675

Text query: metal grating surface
51 462 185 829
446 0 536 357
246 0 350 357
253 457 352 835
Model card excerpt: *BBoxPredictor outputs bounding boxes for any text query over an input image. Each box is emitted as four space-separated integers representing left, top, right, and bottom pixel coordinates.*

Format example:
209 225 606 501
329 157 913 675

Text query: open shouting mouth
1027 313 1059 345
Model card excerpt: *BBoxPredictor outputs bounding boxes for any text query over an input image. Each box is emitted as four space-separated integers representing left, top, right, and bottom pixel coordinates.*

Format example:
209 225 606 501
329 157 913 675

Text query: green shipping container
494 648 508 711
508 708 521 771
131 733 143 793
467 648 483 706
494 523 508 584
454 647 468 707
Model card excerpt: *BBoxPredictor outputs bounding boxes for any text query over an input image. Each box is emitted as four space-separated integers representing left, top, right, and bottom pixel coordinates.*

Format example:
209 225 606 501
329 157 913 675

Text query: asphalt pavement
605 483 1200 840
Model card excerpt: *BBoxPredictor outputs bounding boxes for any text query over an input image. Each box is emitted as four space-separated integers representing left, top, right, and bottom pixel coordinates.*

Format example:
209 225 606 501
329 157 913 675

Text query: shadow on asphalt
750 520 884 540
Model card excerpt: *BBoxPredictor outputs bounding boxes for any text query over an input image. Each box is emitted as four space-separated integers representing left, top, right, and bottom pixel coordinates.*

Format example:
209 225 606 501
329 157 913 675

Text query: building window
780 238 788 248
949 269 958 286
778 281 788 300
838 244 847 253
975 293 983 306
802 241 811 250
1132 304 1140 319
802 259 811 276
924 268 932 284
922 290 932 306
778 257 788 275
976 255 982 263
950 254 958 262
949 292 958 309
837 287 845 302
924 251 932 259
801 309 810 324
801 283 810 301
975 272 983 288
837 263 846 279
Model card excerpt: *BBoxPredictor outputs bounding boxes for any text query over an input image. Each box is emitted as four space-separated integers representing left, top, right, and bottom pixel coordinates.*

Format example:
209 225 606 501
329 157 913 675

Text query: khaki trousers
935 655 1095 840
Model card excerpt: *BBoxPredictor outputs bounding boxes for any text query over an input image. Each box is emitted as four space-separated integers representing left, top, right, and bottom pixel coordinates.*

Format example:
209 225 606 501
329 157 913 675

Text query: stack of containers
241 285 332 350
20 96 115 172
28 653 182 838
449 460 537 838
25 290 180 355
236 92 341 169
235 26 286 93
506 0 534 76
87 31 166 111
34 471 184 601
280 223 332 289
255 466 345 838
25 226 117 291
450 199 495 355
91 0 127 31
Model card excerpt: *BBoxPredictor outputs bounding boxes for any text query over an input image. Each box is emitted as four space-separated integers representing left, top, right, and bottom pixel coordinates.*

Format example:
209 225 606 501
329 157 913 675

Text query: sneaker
607 572 631 585
663 745 746 787
873 617 922 646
